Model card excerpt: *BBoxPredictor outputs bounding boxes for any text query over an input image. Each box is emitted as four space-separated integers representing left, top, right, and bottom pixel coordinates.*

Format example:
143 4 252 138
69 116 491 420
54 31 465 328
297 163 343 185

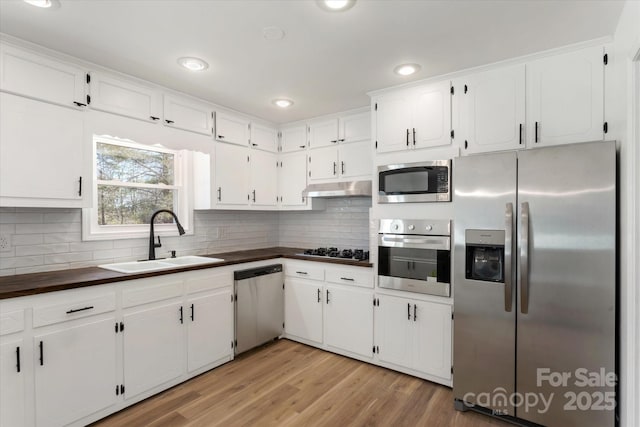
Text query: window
83 136 192 240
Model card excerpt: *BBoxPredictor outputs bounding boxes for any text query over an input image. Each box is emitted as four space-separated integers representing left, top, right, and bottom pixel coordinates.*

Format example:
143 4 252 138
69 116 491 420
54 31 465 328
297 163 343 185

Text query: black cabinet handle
519 123 523 145
78 176 82 197
179 306 184 324
296 271 308 275
299 145 306 149
535 122 539 143
165 119 175 124
39 341 44 366
330 139 338 143
252 190 256 202
340 277 354 281
414 304 417 321
412 127 416 145
333 162 337 175
218 134 225 139
217 187 222 202
16 347 20 373
406 129 409 146
252 143 258 147
326 289 330 303
317 288 321 303
407 303 411 320
341 161 345 175
66 305 94 314
338 138 345 142
73 101 87 107
190 304 194 321
464 140 468 150
149 116 160 121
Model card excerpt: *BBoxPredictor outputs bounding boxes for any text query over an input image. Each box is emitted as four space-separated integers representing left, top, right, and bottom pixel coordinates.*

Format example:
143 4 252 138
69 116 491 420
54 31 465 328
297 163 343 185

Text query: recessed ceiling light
316 0 356 12
394 63 421 76
272 98 294 108
263 26 285 41
23 0 57 8
177 57 209 72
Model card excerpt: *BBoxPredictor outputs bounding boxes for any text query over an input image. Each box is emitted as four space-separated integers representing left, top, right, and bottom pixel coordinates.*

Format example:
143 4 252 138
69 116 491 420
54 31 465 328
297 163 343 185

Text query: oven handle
504 203 513 312
378 234 450 250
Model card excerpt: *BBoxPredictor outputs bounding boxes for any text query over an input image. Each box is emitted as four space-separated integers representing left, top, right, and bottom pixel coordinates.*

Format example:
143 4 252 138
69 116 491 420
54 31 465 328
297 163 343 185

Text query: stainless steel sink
98 256 225 274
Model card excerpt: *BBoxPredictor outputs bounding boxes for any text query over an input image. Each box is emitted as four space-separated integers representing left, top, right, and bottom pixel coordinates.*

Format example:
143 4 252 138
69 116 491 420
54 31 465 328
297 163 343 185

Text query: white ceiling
0 0 625 124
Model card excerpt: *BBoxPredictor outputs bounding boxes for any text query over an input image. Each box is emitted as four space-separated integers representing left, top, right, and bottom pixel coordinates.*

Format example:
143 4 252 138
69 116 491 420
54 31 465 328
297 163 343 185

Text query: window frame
82 135 193 241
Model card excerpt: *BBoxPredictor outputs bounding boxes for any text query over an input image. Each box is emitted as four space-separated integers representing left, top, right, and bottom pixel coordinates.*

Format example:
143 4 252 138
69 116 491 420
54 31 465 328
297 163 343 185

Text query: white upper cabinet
309 118 339 148
278 151 307 207
527 45 604 147
309 146 339 182
214 143 250 207
339 140 372 179
411 80 452 149
340 111 371 143
280 124 308 152
0 43 87 108
215 111 250 145
250 123 278 152
456 64 526 154
89 72 162 122
375 82 451 153
249 150 278 207
0 93 89 208
164 95 213 136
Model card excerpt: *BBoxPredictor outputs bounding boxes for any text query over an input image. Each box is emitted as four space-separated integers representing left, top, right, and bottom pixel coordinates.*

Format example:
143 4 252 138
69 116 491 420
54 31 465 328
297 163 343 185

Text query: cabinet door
279 151 307 207
123 302 185 400
339 140 372 179
308 146 339 182
215 112 250 145
460 65 525 154
412 301 452 379
527 45 604 147
164 95 213 136
250 123 278 152
375 92 412 153
411 81 451 149
214 143 249 206
89 72 161 122
375 295 412 369
340 111 371 143
280 125 307 152
309 119 339 148
249 150 278 207
284 278 323 344
34 317 117 427
324 285 373 358
187 288 233 373
0 93 87 208
0 43 86 107
0 339 25 427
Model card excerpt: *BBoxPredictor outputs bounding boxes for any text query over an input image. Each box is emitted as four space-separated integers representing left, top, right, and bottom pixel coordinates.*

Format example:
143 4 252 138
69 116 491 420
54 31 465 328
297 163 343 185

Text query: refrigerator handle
520 202 530 314
504 203 513 312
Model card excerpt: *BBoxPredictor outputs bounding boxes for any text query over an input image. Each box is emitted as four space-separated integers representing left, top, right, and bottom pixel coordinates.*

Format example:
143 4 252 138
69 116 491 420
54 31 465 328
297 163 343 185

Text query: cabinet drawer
33 294 115 328
122 279 183 308
0 309 24 336
326 267 373 289
185 271 233 294
284 263 324 281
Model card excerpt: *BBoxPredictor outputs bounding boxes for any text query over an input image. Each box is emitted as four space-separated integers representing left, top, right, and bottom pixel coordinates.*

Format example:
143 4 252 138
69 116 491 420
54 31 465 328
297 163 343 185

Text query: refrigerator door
516 141 616 427
453 152 517 416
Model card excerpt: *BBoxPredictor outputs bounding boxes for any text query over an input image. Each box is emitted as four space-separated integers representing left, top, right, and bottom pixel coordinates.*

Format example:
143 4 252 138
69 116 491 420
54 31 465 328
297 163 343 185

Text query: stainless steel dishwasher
233 264 284 355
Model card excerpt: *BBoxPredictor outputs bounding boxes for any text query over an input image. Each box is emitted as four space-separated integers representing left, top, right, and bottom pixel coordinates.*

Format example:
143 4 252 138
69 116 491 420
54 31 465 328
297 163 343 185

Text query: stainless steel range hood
302 180 372 198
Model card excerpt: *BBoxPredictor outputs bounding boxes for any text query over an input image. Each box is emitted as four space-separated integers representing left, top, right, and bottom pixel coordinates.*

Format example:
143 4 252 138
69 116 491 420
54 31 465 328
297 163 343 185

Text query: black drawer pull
165 119 175 124
150 116 160 121
39 341 44 366
218 134 225 139
317 288 321 303
66 305 94 314
326 289 330 303
78 176 82 197
414 304 417 321
295 271 308 275
179 306 184 324
16 347 20 373
340 277 354 281
190 304 195 321
407 303 411 320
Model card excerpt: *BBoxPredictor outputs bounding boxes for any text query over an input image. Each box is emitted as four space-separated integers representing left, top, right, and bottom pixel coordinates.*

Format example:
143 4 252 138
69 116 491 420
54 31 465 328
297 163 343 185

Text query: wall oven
378 160 451 203
378 219 451 297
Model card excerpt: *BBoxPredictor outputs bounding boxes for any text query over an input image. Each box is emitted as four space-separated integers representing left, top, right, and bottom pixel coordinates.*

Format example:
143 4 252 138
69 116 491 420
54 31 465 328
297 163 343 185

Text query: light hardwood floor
92 339 511 427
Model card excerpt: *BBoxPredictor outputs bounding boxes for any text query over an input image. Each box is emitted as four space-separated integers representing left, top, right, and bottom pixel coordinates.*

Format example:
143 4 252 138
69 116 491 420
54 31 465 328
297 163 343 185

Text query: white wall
608 1 640 426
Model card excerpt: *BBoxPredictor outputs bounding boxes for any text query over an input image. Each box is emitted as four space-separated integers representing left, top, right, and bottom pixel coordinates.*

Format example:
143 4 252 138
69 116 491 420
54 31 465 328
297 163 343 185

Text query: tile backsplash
0 198 371 276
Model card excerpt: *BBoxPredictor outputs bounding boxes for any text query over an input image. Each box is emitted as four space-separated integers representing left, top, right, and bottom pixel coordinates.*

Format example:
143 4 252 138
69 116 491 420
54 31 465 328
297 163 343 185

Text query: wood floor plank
92 340 512 427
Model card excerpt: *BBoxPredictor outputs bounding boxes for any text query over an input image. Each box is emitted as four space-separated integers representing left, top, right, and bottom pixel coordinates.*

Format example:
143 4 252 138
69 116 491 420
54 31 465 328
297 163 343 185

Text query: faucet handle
155 236 162 248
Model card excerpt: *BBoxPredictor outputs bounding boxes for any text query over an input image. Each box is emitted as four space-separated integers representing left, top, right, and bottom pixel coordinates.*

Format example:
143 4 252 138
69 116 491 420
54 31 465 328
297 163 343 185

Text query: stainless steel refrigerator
453 141 616 427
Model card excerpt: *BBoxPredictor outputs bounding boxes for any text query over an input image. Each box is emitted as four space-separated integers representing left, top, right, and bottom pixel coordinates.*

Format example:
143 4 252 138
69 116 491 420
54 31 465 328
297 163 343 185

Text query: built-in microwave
378 160 451 203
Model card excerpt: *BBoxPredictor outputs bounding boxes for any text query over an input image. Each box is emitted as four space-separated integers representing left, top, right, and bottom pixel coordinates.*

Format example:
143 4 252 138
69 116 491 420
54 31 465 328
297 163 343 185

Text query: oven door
377 234 451 296
378 160 451 203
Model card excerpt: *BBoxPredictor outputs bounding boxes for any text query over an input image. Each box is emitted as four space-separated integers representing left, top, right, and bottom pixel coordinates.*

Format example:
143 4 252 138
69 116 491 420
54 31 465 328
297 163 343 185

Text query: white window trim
82 135 194 241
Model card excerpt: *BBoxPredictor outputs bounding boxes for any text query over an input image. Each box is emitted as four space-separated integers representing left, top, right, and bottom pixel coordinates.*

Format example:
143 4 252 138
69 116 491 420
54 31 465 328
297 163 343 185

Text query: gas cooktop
298 247 370 261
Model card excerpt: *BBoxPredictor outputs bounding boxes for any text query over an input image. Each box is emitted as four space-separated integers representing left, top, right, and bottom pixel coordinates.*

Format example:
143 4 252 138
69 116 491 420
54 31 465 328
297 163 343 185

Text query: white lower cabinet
123 301 185 400
284 277 323 344
0 338 26 427
34 317 117 427
324 285 373 358
375 294 452 381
